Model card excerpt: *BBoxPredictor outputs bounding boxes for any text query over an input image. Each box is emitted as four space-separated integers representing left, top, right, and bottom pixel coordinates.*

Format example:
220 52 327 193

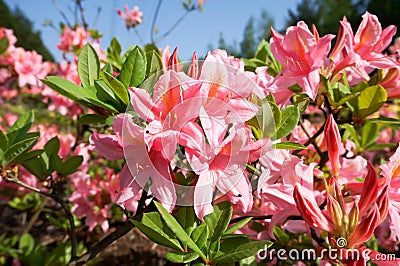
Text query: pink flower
11 48 53 88
380 145 400 242
324 114 342 178
117 5 143 29
57 26 90 53
329 12 397 84
269 22 335 104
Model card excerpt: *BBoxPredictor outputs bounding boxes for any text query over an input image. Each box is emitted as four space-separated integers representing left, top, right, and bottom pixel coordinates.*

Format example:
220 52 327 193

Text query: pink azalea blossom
117 5 143 29
57 26 90 53
380 145 400 242
0 27 17 54
329 12 397 84
269 22 335 104
11 47 53 88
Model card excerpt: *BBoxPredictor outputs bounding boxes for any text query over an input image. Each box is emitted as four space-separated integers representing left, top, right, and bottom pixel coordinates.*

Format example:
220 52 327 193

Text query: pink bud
327 194 344 235
348 202 359 234
348 204 380 248
168 47 179 72
358 161 379 217
324 114 341 177
376 185 389 224
187 52 198 79
293 185 333 233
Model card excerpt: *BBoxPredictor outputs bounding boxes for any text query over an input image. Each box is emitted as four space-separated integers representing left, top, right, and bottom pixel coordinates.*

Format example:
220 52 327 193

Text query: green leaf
22 157 46 179
361 122 379 149
191 223 208 251
140 212 183 250
14 149 43 163
366 143 397 151
176 206 196 236
145 50 163 77
78 43 100 87
107 37 122 69
77 114 106 126
100 71 129 105
213 240 270 263
293 93 310 114
0 130 8 161
7 111 35 145
273 142 306 150
273 105 300 140
132 213 183 251
0 37 9 54
356 85 387 118
204 201 232 252
247 101 281 139
343 124 361 149
224 217 253 235
369 117 400 125
273 226 290 245
60 156 83 176
165 251 199 263
119 45 146 88
154 201 206 260
44 137 60 156
2 137 38 167
19 233 35 256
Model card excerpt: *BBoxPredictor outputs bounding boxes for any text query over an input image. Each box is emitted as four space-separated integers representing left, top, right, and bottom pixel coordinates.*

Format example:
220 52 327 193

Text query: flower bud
324 114 341 178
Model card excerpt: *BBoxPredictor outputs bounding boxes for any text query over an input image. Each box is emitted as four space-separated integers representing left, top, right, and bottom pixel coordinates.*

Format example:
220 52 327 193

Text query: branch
69 190 153 265
156 9 193 43
150 0 163 44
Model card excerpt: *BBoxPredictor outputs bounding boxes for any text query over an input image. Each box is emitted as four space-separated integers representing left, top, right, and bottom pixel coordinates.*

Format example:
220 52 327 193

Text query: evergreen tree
0 0 54 61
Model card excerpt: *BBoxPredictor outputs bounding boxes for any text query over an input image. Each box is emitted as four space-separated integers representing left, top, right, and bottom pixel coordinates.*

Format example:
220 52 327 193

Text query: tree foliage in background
0 0 54 62
214 9 274 58
286 0 364 35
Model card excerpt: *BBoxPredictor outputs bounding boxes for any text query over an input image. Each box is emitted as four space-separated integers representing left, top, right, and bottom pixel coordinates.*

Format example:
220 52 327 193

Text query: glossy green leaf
44 137 60 156
293 93 310 114
343 124 361 149
60 156 83 176
154 201 206 260
273 105 300 140
0 129 8 160
165 251 199 263
2 137 38 167
361 122 379 148
107 37 122 69
191 223 208 251
132 214 183 251
366 143 397 151
119 46 146 88
7 111 34 145
176 206 196 236
77 114 106 126
22 157 46 179
146 50 163 77
14 149 43 163
213 240 270 263
369 117 400 125
356 85 387 118
100 71 129 105
204 201 232 251
78 43 100 87
273 142 306 150
247 100 280 139
224 217 253 235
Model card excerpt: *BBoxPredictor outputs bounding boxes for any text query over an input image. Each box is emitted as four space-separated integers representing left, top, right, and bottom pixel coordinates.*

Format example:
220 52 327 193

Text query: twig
133 27 144 46
52 0 72 27
5 173 77 261
150 0 163 44
75 0 88 29
156 9 193 43
69 190 153 265
20 198 50 237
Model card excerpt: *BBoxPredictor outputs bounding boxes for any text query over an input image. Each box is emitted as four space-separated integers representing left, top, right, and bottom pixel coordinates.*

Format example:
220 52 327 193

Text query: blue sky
4 0 302 62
